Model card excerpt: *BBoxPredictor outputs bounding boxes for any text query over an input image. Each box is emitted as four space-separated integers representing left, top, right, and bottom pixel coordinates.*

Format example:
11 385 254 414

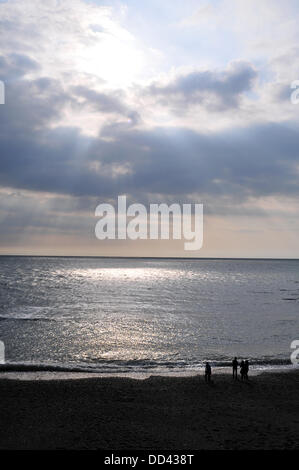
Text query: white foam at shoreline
0 364 296 381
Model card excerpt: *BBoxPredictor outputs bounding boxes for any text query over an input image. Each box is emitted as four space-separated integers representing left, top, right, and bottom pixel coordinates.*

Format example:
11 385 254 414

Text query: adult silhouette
205 362 212 383
244 360 249 380
232 357 238 380
240 360 245 381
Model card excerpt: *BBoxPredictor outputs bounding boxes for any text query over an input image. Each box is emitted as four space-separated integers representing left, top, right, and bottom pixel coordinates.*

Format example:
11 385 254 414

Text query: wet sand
0 371 298 450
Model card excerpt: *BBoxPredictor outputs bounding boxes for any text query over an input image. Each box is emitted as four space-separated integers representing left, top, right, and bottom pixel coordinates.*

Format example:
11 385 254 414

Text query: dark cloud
0 51 141 139
146 61 257 110
72 85 141 124
0 53 39 81
1 82 299 205
91 122 299 200
0 53 297 217
0 79 71 135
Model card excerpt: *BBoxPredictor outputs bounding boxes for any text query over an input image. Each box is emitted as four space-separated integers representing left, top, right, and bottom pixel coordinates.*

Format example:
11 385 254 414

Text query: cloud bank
0 0 299 256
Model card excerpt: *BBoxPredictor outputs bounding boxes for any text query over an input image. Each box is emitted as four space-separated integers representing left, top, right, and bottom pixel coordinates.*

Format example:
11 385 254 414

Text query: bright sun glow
69 267 182 282
78 33 145 87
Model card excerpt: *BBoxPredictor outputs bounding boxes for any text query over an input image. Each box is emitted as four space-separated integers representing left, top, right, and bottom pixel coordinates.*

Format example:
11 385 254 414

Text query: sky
0 0 299 257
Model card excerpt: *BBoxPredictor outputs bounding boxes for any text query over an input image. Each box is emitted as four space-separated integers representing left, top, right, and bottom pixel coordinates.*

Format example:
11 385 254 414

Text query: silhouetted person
244 360 249 380
232 357 238 380
240 360 245 381
205 362 211 383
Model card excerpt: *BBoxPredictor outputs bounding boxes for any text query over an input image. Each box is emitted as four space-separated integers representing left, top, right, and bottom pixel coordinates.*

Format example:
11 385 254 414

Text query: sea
0 256 298 379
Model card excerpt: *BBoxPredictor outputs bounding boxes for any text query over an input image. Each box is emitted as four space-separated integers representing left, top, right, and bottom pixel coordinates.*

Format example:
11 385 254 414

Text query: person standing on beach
244 360 249 380
232 357 238 380
205 362 212 383
240 360 245 381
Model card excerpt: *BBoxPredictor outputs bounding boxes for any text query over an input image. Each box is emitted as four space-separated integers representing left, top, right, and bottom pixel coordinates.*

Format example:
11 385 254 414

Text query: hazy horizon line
0 254 298 261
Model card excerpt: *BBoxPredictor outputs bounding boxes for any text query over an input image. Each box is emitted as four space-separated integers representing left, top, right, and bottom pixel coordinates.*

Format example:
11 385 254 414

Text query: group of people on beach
232 357 249 381
204 357 250 383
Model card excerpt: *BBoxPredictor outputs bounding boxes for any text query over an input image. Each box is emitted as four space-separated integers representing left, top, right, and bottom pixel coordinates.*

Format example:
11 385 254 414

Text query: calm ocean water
0 256 298 377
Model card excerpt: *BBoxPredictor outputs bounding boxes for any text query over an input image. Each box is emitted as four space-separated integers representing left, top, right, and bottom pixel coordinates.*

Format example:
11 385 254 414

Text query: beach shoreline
0 370 298 450
0 363 296 381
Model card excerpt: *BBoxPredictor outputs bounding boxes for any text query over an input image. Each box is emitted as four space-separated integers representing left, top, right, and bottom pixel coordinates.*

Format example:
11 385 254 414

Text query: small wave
0 363 102 373
0 316 55 322
249 291 273 294
0 357 293 375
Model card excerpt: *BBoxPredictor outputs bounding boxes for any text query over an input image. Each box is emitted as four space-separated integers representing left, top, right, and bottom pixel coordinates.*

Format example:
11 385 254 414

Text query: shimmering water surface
0 256 298 376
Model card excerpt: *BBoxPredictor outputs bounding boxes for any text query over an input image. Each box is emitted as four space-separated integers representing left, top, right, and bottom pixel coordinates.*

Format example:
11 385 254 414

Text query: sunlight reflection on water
69 267 185 282
0 257 298 374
